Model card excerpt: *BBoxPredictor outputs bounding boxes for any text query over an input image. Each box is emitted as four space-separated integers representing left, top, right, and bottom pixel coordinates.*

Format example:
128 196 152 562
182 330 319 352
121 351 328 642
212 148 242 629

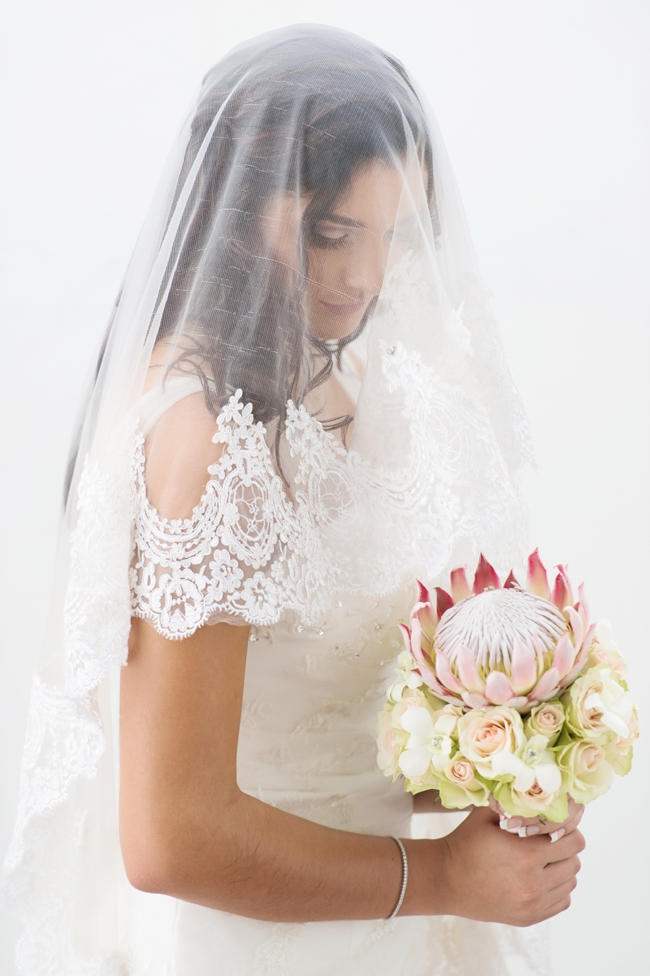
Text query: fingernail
517 826 528 837
499 817 508 830
506 817 523 829
549 828 566 844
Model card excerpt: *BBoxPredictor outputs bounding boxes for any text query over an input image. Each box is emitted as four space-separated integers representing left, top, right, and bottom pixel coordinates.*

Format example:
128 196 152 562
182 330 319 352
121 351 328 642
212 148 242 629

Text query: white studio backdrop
1 1 648 973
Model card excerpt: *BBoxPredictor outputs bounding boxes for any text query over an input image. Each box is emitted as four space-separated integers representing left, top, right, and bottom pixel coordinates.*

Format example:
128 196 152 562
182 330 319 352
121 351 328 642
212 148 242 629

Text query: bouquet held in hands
377 550 638 826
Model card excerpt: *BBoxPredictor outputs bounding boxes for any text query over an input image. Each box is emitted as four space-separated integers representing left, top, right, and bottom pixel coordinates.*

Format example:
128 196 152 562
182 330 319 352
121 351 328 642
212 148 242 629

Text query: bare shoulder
140 340 224 519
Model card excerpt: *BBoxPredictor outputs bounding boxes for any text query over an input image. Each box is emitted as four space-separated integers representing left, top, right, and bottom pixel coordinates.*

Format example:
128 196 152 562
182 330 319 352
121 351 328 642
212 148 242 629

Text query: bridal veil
1 23 536 973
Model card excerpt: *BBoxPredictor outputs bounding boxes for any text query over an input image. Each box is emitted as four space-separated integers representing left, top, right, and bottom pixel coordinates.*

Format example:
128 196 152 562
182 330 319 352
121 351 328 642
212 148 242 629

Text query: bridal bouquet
377 551 638 824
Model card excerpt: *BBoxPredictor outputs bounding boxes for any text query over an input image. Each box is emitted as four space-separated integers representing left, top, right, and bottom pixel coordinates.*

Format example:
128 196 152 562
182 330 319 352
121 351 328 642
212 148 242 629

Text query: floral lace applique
129 341 530 642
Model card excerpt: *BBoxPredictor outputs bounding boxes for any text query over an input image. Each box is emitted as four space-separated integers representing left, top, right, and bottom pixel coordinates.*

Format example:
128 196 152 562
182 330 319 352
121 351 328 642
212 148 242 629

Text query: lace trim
129 340 529 640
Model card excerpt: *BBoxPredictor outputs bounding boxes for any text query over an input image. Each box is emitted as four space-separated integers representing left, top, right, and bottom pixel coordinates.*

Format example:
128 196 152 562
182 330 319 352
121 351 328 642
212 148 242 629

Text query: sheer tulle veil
1 23 537 974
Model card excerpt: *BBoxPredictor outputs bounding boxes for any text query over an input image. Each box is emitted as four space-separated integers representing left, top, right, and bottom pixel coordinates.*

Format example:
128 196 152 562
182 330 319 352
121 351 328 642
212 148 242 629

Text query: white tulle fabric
0 24 550 975
1 362 548 975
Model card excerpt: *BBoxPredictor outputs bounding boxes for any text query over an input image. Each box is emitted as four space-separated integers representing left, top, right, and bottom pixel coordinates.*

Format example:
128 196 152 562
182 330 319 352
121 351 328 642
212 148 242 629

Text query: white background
1 1 648 972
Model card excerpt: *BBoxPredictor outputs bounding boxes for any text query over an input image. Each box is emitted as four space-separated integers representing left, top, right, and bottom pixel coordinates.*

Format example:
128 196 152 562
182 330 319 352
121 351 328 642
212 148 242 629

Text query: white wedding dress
114 375 552 976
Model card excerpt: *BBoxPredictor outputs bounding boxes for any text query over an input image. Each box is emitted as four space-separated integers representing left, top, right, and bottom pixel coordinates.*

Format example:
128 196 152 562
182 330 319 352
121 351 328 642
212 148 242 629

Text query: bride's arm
119 614 584 925
119 616 438 921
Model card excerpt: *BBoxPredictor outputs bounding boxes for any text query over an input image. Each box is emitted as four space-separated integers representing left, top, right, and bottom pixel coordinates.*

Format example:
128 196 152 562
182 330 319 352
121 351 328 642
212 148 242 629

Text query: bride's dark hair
153 31 437 436
65 30 437 503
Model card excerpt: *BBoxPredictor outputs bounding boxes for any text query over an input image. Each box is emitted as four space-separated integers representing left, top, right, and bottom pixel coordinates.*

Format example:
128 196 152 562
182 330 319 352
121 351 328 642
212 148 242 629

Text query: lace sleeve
129 388 299 638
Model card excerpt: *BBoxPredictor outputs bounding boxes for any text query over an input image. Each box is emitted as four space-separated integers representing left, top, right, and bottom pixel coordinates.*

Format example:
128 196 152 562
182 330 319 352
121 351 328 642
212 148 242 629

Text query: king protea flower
402 550 597 712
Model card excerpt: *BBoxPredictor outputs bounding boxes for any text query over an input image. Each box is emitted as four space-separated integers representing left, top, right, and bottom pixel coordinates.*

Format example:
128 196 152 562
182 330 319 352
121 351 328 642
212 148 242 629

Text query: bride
1 24 584 975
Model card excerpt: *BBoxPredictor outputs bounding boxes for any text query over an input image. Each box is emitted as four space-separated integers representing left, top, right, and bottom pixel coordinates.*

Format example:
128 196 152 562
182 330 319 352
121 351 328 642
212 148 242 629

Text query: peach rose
438 755 490 809
525 701 565 744
457 706 525 779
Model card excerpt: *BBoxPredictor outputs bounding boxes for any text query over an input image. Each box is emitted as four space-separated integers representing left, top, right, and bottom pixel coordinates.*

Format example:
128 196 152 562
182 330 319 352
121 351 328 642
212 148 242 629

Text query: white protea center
435 588 567 672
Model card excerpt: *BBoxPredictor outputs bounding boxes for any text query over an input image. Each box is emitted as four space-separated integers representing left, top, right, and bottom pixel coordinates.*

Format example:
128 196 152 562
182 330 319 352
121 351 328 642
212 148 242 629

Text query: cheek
305 249 340 295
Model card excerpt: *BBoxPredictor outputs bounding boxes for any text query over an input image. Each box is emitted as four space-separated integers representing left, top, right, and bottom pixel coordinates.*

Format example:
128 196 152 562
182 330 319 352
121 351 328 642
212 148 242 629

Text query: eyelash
308 227 409 250
310 230 349 250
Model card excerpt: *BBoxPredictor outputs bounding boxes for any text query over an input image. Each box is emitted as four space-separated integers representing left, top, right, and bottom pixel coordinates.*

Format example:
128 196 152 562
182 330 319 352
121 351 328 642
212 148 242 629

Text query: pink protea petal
566 605 584 650
473 553 500 594
527 548 551 600
434 650 464 694
411 661 454 700
484 670 516 705
410 613 422 655
456 645 484 694
434 587 454 620
398 623 411 654
450 567 471 602
407 626 440 691
412 599 437 636
552 570 569 611
507 696 532 712
563 623 597 685
552 633 577 680
504 570 520 589
410 615 433 671
581 620 597 653
510 636 539 694
552 563 574 608
530 666 560 701
461 691 490 708
576 582 590 625
532 631 549 664
417 579 431 604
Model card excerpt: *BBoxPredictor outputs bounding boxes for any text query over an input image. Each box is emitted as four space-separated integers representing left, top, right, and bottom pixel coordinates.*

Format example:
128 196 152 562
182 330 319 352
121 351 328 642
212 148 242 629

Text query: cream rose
564 666 634 741
558 739 613 804
438 755 490 809
494 774 568 822
457 706 525 778
525 701 565 744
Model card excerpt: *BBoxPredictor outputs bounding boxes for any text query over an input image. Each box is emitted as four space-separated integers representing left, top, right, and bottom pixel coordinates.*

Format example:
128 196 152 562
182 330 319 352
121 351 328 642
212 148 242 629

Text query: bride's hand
437 803 585 926
488 794 585 841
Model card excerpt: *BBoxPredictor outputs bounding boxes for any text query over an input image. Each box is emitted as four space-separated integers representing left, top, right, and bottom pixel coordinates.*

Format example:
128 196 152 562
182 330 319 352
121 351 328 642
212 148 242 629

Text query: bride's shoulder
137 340 224 519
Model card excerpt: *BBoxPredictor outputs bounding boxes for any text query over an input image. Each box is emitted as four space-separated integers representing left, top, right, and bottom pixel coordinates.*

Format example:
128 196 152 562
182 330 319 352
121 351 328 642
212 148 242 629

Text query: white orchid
491 734 562 795
388 649 426 702
397 705 453 779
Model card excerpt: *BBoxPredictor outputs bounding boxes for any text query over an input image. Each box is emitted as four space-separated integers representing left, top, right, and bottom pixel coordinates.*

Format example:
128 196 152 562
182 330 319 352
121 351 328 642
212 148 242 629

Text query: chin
308 304 368 342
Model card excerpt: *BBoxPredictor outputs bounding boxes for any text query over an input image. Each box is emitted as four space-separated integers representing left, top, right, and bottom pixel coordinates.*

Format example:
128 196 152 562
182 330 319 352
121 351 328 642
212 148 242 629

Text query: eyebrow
319 213 367 228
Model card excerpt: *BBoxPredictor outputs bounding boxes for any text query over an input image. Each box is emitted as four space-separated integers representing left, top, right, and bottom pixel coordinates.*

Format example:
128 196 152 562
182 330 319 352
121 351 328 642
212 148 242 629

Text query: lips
320 299 366 315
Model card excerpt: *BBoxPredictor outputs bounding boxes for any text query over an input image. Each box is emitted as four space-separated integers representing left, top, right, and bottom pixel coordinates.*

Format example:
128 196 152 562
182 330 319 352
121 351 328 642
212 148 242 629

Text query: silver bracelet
386 835 408 919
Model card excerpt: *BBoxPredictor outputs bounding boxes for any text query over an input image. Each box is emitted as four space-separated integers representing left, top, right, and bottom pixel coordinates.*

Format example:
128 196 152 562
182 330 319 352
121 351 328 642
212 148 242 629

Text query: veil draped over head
2 24 535 974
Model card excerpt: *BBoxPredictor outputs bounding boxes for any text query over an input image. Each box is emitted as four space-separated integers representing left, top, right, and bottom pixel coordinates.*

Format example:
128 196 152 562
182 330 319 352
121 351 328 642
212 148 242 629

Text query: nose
340 237 388 298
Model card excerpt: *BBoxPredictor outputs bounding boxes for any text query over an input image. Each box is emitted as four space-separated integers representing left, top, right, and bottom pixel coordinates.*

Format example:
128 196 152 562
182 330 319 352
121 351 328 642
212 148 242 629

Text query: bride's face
263 157 427 340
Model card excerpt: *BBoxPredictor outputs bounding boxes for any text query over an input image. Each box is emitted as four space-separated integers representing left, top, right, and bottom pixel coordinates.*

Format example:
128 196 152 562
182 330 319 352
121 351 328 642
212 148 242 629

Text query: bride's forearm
136 789 448 921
